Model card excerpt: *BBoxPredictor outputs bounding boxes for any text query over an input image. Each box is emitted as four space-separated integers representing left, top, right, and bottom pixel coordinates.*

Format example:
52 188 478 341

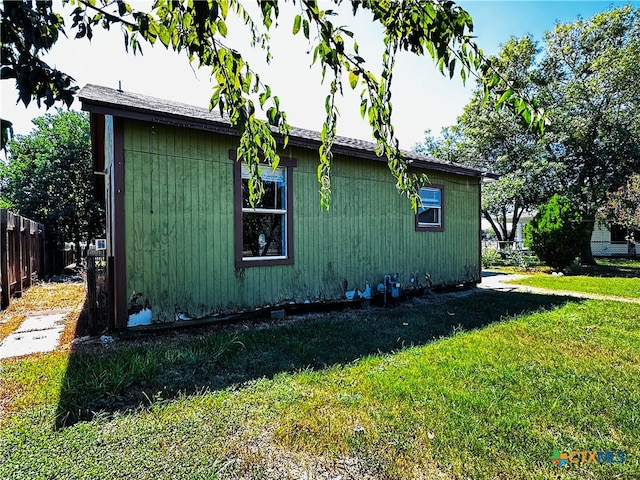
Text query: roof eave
79 84 487 178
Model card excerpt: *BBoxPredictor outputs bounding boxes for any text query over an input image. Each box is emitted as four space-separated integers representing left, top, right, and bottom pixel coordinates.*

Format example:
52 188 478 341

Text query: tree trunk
73 222 82 266
579 213 597 266
482 210 504 243
626 226 636 257
508 207 524 245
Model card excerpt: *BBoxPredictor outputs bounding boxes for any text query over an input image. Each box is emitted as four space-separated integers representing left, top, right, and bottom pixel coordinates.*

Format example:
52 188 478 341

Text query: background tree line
1 0 550 269
1 0 543 210
0 110 103 265
416 5 640 264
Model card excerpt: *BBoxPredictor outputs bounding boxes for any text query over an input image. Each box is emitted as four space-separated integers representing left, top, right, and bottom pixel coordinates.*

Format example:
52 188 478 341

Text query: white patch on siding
128 308 153 327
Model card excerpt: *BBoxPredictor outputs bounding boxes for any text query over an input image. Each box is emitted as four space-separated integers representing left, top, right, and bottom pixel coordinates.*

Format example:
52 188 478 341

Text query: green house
80 84 486 330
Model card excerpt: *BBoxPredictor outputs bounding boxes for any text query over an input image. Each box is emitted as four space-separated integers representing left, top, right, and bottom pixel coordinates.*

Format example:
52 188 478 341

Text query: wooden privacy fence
0 209 45 309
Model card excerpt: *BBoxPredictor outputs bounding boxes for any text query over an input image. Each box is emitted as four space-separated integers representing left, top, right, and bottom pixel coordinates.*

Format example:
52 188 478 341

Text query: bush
482 248 502 267
524 194 590 271
482 246 541 269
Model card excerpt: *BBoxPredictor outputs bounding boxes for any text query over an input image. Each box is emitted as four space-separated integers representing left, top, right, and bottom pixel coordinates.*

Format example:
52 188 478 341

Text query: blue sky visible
465 1 631 56
0 1 635 149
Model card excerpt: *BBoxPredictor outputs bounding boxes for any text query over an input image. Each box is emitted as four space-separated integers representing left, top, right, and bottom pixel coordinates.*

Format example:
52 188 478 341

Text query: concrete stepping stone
0 312 69 360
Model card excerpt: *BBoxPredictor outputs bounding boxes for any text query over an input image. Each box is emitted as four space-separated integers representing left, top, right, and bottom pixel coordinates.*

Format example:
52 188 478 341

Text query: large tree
538 5 640 263
1 0 543 209
416 36 562 245
420 6 640 260
0 109 104 263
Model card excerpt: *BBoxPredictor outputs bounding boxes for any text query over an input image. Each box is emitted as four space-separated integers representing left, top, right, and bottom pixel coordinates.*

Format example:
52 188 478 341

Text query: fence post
12 213 22 298
24 220 32 288
0 210 8 309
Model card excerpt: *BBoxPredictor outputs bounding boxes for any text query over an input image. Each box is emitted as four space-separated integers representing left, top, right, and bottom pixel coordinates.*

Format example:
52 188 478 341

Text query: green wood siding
123 120 480 324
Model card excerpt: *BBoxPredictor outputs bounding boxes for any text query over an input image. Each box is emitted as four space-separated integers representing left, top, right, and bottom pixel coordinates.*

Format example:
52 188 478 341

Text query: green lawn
508 275 640 299
506 259 640 299
1 286 639 478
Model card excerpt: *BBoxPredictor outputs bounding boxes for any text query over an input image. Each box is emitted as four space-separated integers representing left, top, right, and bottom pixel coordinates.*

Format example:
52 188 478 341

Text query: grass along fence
0 209 78 311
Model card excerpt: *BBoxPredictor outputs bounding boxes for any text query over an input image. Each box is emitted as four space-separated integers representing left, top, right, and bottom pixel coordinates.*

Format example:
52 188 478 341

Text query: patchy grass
0 282 85 343
0 313 26 342
1 288 638 479
483 264 553 275
3 281 85 312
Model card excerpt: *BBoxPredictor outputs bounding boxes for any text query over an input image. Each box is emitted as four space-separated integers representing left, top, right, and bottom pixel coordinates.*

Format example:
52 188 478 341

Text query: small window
233 156 296 267
416 185 444 232
610 224 627 243
610 224 640 243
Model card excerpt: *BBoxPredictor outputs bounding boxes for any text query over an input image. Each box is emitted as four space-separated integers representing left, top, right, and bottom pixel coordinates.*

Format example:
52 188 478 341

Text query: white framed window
232 154 297 268
416 185 444 231
241 164 287 260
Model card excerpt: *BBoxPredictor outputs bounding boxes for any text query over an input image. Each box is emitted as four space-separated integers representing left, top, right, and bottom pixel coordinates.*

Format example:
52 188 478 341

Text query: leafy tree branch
2 0 546 209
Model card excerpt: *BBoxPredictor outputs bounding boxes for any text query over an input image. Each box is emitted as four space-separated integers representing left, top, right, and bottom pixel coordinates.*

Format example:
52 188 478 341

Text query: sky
0 0 635 151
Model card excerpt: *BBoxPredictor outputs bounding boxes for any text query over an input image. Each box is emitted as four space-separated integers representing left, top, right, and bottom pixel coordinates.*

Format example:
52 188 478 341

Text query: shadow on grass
55 290 579 428
567 260 640 278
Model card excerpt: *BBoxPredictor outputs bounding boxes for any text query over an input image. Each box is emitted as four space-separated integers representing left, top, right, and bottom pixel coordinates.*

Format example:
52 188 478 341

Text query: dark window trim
415 183 445 232
230 150 297 268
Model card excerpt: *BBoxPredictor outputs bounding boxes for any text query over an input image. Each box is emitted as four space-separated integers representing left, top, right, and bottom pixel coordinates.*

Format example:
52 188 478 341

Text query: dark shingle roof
79 83 486 178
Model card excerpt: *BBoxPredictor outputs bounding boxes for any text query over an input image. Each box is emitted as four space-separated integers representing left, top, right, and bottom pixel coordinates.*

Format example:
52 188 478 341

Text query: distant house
591 223 639 256
80 84 487 329
481 211 535 250
493 213 638 257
